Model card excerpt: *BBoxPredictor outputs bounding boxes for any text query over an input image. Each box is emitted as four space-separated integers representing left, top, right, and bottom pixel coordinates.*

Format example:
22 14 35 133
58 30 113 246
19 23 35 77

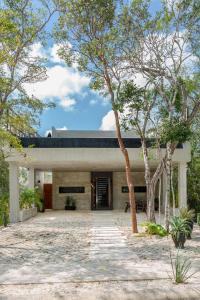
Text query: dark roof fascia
19 137 183 149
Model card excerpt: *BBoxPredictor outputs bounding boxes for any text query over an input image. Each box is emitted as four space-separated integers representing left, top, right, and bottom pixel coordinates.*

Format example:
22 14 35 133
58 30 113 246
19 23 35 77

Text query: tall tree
0 0 56 151
56 0 138 232
120 0 200 229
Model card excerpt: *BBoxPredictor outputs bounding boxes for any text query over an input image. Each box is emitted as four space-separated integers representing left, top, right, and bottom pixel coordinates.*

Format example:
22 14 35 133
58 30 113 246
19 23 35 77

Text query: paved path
89 211 137 261
0 211 200 300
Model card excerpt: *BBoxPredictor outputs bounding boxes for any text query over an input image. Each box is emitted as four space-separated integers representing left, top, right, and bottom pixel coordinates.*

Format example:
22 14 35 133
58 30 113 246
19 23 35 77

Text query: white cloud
60 97 76 111
56 126 68 130
100 110 115 130
24 64 90 110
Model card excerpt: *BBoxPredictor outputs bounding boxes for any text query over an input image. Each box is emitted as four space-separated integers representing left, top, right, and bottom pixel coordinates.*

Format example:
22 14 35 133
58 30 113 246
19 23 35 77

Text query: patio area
0 211 200 299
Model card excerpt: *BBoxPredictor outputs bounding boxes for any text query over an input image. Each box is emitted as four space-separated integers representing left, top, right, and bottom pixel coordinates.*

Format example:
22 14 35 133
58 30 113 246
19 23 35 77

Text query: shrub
170 216 191 248
142 222 168 237
20 187 42 210
170 251 196 284
197 213 200 226
0 194 9 227
179 207 195 221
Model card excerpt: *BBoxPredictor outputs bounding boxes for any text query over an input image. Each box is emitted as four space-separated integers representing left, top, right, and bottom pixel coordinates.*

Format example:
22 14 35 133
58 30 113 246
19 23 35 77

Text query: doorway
43 184 52 209
91 172 113 210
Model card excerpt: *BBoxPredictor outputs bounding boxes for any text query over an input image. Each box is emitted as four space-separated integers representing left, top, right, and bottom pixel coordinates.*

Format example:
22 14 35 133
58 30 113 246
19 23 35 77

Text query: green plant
0 193 9 227
179 207 195 239
20 187 42 210
65 196 76 207
142 222 168 237
179 207 195 221
197 213 200 226
170 217 191 248
170 251 196 284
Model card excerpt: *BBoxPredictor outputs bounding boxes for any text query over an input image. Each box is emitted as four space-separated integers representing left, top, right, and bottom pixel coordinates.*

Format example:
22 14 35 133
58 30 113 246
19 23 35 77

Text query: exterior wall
52 171 91 210
113 172 146 209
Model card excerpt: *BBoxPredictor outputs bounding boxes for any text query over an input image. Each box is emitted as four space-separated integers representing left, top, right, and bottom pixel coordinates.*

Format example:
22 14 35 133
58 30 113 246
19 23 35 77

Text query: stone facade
52 171 91 210
113 172 146 209
52 171 148 210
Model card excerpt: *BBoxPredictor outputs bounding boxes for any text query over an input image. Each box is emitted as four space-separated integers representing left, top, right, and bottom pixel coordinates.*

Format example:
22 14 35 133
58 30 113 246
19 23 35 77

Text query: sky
27 1 161 136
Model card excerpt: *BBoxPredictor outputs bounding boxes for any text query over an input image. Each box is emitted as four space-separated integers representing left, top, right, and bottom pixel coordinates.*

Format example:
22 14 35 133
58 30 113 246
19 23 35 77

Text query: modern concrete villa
6 128 191 223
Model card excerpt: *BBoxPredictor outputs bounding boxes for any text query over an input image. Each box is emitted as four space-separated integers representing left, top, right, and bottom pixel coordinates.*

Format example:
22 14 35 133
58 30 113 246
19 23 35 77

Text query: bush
142 222 168 237
20 187 42 210
0 194 9 227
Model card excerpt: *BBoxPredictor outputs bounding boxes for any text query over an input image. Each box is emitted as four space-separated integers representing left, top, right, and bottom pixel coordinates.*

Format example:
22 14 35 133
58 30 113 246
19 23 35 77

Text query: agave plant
179 208 195 239
170 216 191 249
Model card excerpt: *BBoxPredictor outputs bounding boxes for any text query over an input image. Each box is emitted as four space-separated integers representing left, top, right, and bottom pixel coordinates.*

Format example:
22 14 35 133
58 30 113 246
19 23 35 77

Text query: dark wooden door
91 172 113 210
43 184 52 209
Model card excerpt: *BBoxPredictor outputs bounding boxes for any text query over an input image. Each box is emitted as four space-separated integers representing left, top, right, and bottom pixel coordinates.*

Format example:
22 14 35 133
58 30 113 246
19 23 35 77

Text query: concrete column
178 162 187 208
9 163 20 223
28 167 35 189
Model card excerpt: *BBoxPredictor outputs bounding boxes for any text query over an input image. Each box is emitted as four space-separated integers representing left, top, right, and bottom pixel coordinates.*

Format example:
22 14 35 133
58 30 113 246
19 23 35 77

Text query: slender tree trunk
171 164 176 216
113 110 138 233
158 177 161 224
141 140 156 223
165 143 172 231
102 62 138 233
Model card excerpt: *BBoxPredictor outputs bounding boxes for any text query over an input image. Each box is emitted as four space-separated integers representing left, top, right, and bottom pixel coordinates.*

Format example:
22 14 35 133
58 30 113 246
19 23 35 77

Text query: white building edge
6 128 191 223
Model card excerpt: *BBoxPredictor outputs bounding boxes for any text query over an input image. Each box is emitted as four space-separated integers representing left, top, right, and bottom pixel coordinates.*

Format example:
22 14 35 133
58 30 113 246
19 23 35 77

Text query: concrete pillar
28 167 35 189
178 162 187 208
9 163 20 223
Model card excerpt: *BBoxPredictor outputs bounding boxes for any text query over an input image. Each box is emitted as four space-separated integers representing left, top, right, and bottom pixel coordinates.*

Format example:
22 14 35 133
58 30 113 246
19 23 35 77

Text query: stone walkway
89 211 137 261
0 211 200 299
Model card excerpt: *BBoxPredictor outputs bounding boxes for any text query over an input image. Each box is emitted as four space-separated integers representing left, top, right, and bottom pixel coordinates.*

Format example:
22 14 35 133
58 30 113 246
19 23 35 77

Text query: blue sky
29 0 161 136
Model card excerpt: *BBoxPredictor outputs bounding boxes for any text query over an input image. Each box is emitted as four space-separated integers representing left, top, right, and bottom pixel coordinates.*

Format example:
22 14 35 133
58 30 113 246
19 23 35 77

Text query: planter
19 207 37 222
186 220 193 239
65 205 76 211
172 232 186 249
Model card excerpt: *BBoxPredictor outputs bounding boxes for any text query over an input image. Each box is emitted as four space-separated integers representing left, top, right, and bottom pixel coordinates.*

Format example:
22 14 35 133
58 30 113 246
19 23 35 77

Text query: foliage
170 216 191 240
170 251 196 284
187 136 200 214
179 207 195 221
0 153 9 197
142 222 168 237
0 193 9 227
20 187 42 210
65 196 76 207
0 0 56 153
197 213 200 226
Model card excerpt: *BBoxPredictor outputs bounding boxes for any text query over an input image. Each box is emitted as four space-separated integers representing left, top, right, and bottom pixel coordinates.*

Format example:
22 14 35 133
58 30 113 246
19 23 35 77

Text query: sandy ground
0 211 200 300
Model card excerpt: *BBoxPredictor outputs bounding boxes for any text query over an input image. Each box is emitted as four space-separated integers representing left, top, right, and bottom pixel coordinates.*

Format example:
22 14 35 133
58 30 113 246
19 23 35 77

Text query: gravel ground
0 211 200 300
0 211 91 265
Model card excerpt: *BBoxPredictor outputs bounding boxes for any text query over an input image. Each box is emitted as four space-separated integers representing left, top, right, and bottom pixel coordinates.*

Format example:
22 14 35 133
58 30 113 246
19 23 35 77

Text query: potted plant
179 207 195 239
65 196 76 210
170 216 191 249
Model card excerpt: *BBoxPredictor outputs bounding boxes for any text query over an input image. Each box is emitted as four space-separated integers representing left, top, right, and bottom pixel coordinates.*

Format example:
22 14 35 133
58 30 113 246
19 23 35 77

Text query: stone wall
52 171 91 210
113 172 146 209
52 171 159 210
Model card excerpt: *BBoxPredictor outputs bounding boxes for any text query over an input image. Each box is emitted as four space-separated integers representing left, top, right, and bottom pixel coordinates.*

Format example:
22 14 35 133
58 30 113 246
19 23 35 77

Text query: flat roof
20 137 183 149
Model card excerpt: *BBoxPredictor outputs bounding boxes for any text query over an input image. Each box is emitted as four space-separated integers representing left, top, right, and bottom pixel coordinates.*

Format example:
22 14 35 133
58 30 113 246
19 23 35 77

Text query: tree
119 0 200 229
0 0 56 151
56 0 138 232
117 81 159 222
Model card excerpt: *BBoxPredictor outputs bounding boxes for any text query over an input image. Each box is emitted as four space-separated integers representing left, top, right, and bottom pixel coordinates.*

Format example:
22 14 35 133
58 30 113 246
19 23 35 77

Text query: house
6 128 191 222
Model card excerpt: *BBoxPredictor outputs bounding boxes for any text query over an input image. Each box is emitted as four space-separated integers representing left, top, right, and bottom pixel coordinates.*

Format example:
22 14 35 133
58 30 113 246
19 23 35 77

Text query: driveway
0 211 200 299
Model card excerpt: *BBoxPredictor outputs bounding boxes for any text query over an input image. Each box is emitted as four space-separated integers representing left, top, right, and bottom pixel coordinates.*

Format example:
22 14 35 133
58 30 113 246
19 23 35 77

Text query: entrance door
91 172 113 210
43 184 52 209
